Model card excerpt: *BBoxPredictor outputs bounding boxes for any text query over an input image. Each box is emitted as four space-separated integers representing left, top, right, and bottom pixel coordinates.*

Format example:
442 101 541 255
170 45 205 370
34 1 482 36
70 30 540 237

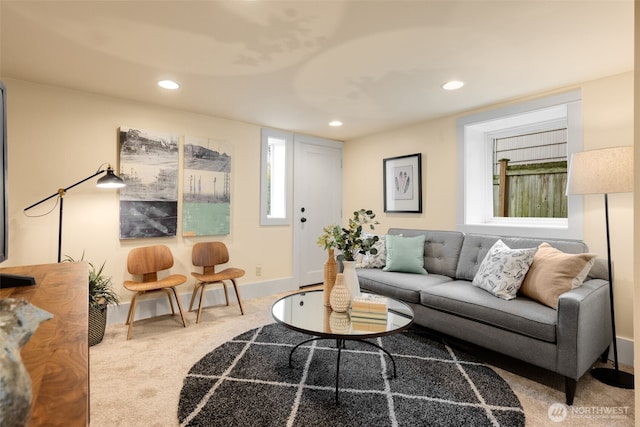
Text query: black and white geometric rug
178 323 525 426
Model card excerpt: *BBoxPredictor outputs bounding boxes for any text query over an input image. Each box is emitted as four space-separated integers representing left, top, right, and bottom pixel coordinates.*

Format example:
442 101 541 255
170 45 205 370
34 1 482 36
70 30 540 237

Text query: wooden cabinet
0 262 89 426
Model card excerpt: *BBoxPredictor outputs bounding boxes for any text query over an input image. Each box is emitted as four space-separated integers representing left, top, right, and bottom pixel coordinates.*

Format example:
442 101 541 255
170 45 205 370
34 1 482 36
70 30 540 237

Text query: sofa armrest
556 278 612 379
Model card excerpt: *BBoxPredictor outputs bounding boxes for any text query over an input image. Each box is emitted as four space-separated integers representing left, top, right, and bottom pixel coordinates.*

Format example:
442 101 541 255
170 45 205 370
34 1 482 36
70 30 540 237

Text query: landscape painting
118 127 179 239
182 136 231 236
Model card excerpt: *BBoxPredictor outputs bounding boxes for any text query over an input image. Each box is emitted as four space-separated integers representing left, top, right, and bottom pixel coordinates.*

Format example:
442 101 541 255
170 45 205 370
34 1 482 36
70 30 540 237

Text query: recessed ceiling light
329 120 343 127
158 80 180 90
442 80 465 90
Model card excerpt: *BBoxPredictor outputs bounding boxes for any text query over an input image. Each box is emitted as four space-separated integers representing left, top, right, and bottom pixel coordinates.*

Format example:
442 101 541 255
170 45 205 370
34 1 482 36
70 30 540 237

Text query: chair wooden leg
164 289 176 315
222 282 230 306
170 287 188 328
189 280 242 323
126 294 140 340
231 279 245 315
125 295 135 326
196 283 207 323
189 282 202 312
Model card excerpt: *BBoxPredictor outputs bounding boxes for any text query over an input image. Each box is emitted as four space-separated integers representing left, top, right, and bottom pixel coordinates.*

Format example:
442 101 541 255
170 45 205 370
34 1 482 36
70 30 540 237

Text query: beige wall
344 71 634 343
3 78 294 302
344 116 459 232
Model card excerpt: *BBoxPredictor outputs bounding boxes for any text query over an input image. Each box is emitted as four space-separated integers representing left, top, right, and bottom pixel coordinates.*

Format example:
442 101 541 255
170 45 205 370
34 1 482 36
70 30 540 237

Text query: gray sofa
357 228 612 405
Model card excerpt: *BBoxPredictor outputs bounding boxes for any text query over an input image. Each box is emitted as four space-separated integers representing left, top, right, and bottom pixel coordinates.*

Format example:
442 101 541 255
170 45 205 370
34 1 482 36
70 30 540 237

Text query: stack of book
350 294 388 332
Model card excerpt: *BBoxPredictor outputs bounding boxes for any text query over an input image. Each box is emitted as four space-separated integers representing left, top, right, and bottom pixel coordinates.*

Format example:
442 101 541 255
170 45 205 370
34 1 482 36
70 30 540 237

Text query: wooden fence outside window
493 159 568 218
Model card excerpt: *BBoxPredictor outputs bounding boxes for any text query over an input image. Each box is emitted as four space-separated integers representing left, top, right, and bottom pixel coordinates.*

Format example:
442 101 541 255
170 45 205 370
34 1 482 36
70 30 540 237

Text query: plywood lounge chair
189 242 245 323
124 244 188 339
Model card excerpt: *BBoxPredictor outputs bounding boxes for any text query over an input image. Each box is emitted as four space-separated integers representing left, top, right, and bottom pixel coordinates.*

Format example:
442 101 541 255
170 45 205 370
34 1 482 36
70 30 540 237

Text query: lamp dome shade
96 167 126 188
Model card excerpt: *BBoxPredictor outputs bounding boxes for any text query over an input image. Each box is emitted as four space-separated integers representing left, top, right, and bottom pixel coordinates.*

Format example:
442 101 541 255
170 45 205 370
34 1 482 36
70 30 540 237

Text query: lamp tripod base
591 367 634 389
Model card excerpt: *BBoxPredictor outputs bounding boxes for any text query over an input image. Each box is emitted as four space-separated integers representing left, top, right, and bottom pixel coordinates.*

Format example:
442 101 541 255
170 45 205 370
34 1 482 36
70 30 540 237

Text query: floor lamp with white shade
566 146 634 389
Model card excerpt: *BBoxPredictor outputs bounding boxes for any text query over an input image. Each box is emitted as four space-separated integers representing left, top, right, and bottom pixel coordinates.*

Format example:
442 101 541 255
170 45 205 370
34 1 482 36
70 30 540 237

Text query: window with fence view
493 128 567 218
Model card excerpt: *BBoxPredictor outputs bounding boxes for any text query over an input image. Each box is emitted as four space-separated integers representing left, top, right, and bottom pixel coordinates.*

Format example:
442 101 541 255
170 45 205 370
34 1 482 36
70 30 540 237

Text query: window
457 90 584 239
260 128 292 225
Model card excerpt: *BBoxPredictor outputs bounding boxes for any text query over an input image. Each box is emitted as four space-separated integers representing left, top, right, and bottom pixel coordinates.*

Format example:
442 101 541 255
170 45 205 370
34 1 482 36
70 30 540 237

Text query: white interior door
293 135 343 287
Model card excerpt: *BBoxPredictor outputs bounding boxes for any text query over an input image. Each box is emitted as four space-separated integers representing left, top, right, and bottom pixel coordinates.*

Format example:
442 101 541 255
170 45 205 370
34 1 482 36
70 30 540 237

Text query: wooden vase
323 248 338 306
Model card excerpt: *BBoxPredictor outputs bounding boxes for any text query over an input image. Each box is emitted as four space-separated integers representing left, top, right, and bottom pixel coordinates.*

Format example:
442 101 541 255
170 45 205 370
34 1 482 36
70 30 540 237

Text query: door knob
300 217 307 223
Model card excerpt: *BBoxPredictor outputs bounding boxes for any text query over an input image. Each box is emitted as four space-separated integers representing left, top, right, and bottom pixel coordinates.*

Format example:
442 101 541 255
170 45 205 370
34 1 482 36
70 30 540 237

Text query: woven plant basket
89 305 107 347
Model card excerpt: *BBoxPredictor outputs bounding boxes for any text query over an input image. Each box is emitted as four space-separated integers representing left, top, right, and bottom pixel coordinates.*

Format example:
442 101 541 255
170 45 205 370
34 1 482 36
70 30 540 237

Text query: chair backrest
192 242 229 269
127 245 175 280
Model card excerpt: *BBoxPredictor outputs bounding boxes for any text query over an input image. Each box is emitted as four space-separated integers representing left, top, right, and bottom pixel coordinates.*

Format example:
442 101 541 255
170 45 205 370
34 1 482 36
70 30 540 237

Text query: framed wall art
118 127 179 239
383 153 422 213
182 136 231 236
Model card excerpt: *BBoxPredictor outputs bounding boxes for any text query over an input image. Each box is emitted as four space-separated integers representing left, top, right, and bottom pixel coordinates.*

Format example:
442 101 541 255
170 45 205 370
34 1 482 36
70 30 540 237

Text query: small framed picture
383 153 422 213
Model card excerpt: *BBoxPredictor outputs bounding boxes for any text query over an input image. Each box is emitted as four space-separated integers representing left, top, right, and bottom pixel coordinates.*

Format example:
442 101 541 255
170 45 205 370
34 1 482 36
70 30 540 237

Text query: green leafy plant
317 209 380 261
63 253 120 310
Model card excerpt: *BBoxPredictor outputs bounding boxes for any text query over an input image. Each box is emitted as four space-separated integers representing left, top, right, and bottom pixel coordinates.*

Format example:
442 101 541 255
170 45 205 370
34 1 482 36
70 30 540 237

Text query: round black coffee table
271 289 414 403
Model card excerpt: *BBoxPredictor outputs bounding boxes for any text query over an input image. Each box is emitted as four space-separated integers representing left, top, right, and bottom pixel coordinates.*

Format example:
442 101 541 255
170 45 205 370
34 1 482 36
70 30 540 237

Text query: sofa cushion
455 233 589 281
472 240 537 300
388 229 464 277
357 268 452 303
383 234 427 274
520 243 596 309
421 280 558 343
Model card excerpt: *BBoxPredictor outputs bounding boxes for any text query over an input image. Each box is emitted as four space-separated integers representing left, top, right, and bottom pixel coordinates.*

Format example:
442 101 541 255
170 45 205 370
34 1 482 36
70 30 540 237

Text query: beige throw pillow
520 243 596 309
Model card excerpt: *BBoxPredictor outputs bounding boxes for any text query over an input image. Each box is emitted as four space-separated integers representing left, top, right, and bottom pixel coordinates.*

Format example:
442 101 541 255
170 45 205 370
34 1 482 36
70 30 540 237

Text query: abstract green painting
182 136 231 236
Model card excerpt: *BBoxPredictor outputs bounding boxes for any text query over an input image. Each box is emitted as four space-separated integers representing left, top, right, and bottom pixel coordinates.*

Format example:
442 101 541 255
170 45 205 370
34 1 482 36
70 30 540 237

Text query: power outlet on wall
256 265 262 277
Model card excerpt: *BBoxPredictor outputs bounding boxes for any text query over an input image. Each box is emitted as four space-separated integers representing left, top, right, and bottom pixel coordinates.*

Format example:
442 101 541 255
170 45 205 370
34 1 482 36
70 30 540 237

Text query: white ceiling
0 1 634 141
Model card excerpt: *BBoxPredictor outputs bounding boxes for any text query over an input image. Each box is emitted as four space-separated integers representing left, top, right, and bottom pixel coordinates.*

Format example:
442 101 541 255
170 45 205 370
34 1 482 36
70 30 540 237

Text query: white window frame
456 90 584 239
260 128 293 226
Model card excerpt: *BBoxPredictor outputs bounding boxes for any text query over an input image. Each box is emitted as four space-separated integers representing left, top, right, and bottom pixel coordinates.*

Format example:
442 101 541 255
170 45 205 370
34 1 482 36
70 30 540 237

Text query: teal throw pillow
383 234 427 274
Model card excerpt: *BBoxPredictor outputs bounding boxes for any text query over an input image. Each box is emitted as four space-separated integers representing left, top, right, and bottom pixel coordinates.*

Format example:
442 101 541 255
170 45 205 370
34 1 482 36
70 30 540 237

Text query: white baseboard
604 336 634 367
106 276 297 325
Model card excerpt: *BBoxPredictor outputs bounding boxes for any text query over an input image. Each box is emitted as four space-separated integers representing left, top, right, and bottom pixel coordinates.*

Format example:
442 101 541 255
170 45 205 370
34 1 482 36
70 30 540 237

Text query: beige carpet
90 292 634 426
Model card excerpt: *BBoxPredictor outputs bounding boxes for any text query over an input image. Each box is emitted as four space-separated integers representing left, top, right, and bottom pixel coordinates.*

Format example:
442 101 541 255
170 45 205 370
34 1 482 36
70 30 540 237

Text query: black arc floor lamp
24 164 125 262
566 146 634 389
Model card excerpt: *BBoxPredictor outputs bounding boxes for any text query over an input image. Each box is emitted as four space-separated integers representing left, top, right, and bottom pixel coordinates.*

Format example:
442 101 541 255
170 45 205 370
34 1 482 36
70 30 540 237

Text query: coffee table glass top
272 289 414 338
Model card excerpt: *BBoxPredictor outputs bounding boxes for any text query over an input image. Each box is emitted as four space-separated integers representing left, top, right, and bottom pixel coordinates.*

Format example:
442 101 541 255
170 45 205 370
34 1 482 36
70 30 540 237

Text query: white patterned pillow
355 234 387 269
472 240 537 300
